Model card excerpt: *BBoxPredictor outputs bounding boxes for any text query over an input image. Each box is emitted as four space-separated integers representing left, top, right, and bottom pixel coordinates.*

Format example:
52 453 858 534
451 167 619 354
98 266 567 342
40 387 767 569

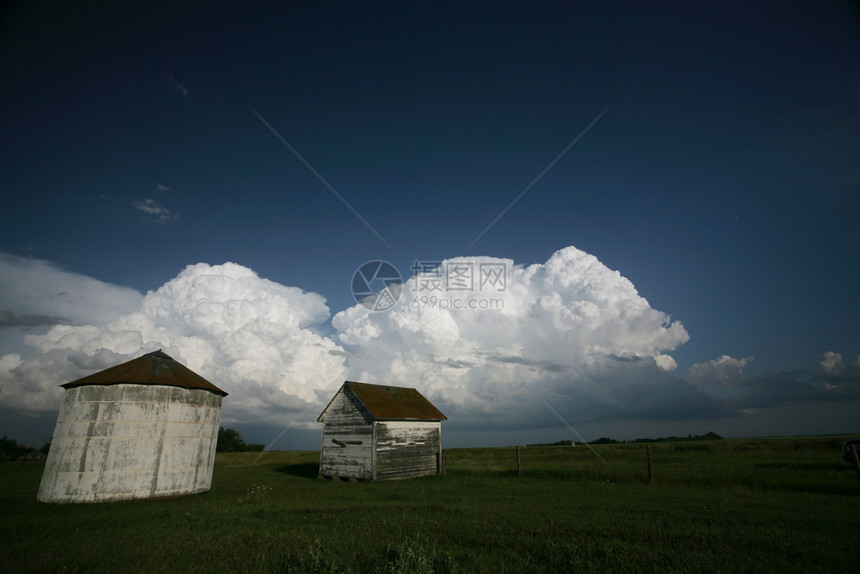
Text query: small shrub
238 483 272 503
386 538 436 574
281 539 343 574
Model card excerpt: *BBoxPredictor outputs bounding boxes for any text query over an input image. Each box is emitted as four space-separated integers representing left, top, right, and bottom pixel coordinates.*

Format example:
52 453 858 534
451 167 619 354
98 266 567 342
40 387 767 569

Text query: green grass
2 436 859 573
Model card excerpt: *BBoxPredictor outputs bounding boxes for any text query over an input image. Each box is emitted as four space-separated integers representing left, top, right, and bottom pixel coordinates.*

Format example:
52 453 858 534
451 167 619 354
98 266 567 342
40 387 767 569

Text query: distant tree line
529 432 723 447
2 427 264 459
628 431 723 444
216 427 264 452
0 436 49 461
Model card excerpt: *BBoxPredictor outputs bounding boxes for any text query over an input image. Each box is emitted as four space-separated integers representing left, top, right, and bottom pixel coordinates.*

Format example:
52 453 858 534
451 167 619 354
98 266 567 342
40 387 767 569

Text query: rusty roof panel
343 381 446 421
62 350 227 396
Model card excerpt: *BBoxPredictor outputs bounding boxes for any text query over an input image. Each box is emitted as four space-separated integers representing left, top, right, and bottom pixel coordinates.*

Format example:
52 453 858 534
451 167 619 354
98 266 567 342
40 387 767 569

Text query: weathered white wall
37 384 222 503
374 420 441 480
318 389 373 479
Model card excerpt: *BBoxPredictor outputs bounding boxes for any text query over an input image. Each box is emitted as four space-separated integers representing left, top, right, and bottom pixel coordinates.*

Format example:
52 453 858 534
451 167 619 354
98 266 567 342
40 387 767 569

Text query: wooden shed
317 381 446 480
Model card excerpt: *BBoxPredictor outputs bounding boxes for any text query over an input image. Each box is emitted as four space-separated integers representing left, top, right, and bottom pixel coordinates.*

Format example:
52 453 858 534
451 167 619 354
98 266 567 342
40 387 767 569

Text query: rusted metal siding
318 388 374 479
374 421 442 480
37 384 221 503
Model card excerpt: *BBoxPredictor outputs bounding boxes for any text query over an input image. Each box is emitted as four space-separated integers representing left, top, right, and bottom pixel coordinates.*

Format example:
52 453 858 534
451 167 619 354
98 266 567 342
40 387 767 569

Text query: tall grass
1 436 858 573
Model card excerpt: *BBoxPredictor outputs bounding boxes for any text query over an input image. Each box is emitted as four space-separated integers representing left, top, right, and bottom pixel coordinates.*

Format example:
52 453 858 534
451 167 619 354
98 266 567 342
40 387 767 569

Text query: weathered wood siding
318 388 374 479
374 420 442 480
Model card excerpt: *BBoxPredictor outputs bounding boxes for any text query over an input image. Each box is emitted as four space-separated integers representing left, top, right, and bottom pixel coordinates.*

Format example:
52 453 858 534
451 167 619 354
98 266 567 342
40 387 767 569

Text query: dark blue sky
1 2 859 445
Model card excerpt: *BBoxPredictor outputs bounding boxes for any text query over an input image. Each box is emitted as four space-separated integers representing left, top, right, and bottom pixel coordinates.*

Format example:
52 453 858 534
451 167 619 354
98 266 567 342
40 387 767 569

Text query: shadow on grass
274 463 319 479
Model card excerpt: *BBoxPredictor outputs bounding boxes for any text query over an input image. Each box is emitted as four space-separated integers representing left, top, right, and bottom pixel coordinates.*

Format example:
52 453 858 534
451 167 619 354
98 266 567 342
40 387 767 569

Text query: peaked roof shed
317 381 446 481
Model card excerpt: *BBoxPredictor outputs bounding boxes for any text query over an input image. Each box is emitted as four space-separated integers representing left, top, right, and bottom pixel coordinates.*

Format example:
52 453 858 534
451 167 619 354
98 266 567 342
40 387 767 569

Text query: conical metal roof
62 350 227 396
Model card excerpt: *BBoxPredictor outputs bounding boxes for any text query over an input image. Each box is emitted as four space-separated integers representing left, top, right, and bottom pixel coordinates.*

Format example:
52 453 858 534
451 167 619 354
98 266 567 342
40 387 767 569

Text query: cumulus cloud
817 351 860 392
683 355 754 386
0 247 700 433
4 247 853 442
133 198 177 223
677 351 860 415
333 247 694 428
0 263 347 425
819 351 860 377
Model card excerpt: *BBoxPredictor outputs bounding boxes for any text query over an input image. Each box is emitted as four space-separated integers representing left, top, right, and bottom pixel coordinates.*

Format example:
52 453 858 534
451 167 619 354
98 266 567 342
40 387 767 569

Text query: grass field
2 436 859 573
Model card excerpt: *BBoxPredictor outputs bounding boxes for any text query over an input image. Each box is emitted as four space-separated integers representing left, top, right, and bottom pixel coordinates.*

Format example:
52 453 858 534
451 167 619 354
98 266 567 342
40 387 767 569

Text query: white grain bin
37 350 227 503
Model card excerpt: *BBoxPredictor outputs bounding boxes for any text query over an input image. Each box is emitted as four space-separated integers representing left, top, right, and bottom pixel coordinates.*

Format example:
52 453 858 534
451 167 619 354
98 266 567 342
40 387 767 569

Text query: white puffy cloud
677 351 860 415
654 354 678 371
4 245 856 446
683 355 754 386
819 351 860 377
817 351 860 393
333 246 693 427
3 248 857 446
0 262 347 426
0 247 698 432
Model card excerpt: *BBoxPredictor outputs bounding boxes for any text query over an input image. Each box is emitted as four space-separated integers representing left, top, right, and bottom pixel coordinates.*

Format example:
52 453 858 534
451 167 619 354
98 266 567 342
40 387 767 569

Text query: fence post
516 445 522 477
646 444 653 484
851 445 860 480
